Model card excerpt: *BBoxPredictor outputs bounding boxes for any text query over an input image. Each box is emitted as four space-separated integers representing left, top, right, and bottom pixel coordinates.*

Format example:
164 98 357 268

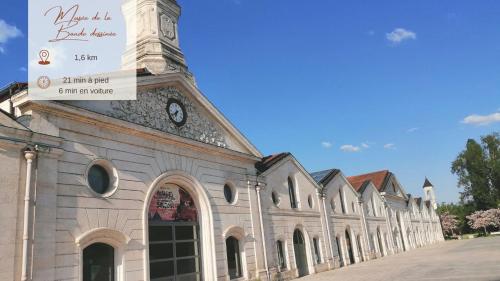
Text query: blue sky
1 0 499 203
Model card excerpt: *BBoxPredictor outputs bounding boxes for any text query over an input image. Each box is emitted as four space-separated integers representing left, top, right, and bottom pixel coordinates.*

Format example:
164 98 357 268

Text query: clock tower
123 0 193 78
423 178 437 210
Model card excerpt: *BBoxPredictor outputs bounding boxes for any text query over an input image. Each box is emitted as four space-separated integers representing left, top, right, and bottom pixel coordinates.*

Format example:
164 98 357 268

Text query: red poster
148 184 197 222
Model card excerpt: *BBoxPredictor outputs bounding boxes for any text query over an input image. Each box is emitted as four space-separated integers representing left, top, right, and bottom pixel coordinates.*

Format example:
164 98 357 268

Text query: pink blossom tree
484 209 500 229
467 210 489 234
440 212 459 236
467 209 500 234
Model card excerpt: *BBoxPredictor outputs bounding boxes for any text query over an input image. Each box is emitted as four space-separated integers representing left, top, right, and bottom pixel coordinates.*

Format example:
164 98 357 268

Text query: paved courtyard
301 237 500 281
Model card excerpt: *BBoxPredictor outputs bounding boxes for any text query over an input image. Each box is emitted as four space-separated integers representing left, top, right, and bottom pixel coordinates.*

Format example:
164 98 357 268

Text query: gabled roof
347 170 391 192
255 153 291 173
310 169 341 186
356 180 372 193
423 178 433 188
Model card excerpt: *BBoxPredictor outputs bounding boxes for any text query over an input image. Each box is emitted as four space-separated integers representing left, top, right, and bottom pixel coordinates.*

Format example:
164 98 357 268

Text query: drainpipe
21 149 37 281
255 183 270 280
320 190 335 268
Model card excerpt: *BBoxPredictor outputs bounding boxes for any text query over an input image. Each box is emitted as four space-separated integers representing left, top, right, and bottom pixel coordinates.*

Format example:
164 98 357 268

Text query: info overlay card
28 0 137 100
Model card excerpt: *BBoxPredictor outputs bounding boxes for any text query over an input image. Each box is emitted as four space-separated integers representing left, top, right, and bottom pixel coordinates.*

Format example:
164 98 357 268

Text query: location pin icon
39 50 50 65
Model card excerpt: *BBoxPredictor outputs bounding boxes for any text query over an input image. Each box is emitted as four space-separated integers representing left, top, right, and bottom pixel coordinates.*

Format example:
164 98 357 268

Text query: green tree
452 132 500 210
481 134 500 204
437 202 474 234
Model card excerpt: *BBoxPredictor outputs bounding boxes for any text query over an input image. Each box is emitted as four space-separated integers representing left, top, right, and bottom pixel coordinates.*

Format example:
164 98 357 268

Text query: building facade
0 1 444 281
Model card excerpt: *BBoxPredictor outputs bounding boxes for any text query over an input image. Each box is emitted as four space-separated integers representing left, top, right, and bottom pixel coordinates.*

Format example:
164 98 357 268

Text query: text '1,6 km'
75 54 98 61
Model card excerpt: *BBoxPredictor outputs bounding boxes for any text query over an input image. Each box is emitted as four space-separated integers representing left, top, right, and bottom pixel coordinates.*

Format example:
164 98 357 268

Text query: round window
85 159 118 197
224 184 234 204
87 165 110 194
272 191 280 206
308 195 313 208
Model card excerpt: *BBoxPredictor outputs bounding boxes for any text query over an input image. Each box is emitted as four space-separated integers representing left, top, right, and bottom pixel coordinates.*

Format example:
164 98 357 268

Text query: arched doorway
83 243 115 281
345 230 355 265
226 236 243 279
148 183 201 281
293 229 308 277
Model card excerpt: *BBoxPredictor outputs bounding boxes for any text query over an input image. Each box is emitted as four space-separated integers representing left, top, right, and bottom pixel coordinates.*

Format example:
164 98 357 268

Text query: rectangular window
149 223 201 281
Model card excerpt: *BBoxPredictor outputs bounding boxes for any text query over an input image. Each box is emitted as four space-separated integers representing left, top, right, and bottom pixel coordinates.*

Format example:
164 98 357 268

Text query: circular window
272 191 280 206
85 159 118 197
88 165 109 194
308 195 313 208
224 184 233 203
224 183 237 204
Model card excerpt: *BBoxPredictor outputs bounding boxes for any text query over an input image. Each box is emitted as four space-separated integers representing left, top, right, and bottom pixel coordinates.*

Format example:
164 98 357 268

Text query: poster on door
148 184 197 222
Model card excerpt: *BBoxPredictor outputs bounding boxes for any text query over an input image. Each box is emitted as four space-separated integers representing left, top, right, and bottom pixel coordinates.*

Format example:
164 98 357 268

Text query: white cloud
407 127 419 133
361 142 370 149
0 19 22 53
19 66 26 72
340 145 361 153
321 141 333 149
384 143 396 150
386 28 416 44
368 30 375 36
462 112 500 126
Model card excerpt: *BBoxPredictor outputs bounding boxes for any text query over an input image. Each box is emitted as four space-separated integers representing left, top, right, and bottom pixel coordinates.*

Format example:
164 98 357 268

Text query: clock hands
167 100 186 126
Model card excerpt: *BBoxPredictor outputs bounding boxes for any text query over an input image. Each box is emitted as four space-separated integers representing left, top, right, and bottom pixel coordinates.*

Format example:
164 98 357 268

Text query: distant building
0 0 443 280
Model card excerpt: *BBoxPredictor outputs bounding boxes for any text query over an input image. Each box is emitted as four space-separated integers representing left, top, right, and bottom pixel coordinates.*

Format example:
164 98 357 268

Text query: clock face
167 98 187 127
37 76 51 89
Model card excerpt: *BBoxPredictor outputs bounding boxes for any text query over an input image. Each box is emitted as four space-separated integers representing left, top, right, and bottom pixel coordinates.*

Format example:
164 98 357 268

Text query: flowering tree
467 209 500 234
440 212 459 236
484 209 500 229
467 211 489 234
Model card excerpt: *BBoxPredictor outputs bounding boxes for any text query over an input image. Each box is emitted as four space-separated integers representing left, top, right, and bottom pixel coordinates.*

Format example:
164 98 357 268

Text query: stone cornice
331 214 362 220
17 100 259 164
0 124 62 150
268 209 321 218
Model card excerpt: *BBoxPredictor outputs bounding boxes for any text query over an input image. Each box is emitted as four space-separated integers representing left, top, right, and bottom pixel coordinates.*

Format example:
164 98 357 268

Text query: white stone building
0 1 444 281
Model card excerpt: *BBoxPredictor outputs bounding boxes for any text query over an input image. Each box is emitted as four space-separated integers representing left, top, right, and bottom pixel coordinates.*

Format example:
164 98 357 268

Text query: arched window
288 177 298 209
276 240 287 271
226 236 242 279
339 188 346 214
148 184 200 280
372 197 378 216
83 243 115 281
312 237 321 264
